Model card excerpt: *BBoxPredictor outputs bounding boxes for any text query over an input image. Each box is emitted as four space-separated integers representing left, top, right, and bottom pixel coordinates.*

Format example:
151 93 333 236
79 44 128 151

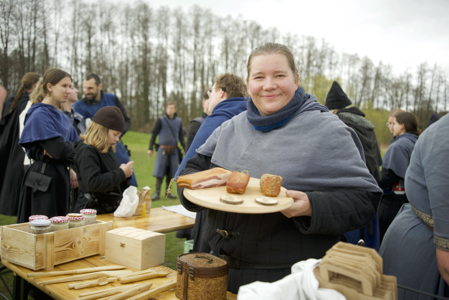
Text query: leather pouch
25 163 52 193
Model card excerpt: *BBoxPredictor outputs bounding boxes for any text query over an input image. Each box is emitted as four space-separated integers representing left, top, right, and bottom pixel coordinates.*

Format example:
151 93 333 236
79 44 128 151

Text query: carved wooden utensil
28 265 125 278
68 276 117 290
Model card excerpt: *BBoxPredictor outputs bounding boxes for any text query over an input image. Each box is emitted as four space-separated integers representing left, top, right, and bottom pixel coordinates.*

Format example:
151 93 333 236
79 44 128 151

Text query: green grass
0 131 188 298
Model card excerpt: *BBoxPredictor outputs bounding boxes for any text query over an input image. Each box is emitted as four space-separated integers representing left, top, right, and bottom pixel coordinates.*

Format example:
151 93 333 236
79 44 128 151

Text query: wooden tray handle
320 263 374 296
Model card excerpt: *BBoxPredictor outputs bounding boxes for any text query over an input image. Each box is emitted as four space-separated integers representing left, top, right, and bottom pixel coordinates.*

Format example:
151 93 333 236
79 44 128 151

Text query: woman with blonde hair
17 68 78 223
0 72 41 216
73 106 134 214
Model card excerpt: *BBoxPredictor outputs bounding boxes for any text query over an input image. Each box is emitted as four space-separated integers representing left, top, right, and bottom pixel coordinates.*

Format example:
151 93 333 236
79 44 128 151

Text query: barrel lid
178 253 227 268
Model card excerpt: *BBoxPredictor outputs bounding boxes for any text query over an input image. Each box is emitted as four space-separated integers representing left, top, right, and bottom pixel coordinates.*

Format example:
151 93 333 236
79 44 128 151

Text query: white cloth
162 204 196 219
237 259 345 300
19 100 32 165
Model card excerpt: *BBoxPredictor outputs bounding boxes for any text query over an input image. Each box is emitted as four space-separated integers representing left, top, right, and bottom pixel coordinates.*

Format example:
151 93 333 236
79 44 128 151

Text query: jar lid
30 220 51 227
80 209 97 215
29 215 48 221
67 213 84 221
50 216 69 223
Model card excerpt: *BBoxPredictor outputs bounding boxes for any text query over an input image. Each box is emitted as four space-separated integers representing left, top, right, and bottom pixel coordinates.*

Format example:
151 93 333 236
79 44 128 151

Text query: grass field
0 131 187 299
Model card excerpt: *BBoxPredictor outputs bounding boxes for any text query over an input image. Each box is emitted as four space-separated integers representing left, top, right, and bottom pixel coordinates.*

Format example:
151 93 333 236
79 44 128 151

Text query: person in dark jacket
73 106 133 214
324 81 383 250
378 111 420 242
72 73 137 187
17 68 78 223
174 73 248 249
427 112 440 128
185 90 209 152
178 43 381 293
148 102 185 200
0 72 40 216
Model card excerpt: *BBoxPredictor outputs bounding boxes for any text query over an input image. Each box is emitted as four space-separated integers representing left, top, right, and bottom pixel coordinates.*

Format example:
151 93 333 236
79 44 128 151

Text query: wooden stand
1 221 112 271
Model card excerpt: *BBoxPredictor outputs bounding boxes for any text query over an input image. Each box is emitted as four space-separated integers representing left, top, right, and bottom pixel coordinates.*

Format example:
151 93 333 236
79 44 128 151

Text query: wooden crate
105 227 165 270
1 220 112 271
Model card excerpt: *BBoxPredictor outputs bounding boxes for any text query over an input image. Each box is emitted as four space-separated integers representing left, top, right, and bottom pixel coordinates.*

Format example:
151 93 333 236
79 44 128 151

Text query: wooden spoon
68 276 117 290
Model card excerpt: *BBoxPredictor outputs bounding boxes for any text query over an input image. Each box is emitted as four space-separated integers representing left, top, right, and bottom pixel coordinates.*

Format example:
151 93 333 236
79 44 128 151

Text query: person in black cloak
17 68 79 223
427 112 440 128
0 72 41 216
324 81 383 250
378 111 420 243
72 106 133 214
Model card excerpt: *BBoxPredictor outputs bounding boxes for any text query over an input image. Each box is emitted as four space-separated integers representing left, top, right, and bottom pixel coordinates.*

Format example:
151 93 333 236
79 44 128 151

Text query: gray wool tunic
181 97 382 293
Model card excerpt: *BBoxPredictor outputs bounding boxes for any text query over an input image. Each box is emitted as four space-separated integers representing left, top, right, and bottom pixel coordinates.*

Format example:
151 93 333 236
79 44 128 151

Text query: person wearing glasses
378 111 420 243
174 73 247 251
177 43 381 293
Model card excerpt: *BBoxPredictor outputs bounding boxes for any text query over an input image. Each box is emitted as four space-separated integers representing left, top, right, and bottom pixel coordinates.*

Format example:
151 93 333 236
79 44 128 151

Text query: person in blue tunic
174 73 248 249
17 68 79 223
148 102 185 200
377 111 420 242
380 114 449 299
72 73 137 186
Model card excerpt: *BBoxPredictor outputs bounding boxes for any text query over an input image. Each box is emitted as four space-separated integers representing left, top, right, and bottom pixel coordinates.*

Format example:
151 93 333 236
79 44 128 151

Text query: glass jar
28 215 48 230
50 216 69 231
29 220 51 234
80 209 97 225
67 213 84 228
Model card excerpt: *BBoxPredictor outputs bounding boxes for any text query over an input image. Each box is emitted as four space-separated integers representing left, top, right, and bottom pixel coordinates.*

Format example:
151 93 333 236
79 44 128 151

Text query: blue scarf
246 88 328 132
19 103 79 149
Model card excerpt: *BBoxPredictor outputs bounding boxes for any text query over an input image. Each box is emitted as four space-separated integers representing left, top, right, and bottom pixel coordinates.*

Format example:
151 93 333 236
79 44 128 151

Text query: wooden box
105 227 165 270
0 220 111 271
176 253 228 300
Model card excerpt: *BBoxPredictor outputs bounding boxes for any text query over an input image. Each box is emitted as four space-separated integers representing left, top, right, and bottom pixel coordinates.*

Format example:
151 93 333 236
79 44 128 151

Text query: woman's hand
70 169 79 189
120 161 134 178
147 150 153 157
280 190 313 218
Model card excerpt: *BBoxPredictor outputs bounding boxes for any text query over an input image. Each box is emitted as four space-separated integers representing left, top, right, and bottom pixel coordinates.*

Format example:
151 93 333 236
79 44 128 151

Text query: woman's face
387 116 395 134
247 53 299 116
108 129 122 147
48 76 71 105
392 117 405 137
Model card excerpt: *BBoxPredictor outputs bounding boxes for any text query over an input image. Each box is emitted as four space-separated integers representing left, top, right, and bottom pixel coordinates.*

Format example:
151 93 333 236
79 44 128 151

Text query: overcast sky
134 0 449 75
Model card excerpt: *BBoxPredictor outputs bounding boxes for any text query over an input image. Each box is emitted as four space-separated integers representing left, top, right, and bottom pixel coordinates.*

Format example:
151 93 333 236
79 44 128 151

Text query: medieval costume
380 114 449 298
0 92 30 215
17 103 78 223
178 89 381 293
378 132 418 242
72 91 136 186
148 113 185 199
185 111 208 152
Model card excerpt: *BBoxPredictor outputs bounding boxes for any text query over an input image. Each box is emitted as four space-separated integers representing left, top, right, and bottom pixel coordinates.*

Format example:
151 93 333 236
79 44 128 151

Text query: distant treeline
1 0 447 144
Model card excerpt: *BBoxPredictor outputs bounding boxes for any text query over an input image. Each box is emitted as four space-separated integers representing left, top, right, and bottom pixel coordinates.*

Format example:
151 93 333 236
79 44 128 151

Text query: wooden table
2 255 237 300
97 207 195 233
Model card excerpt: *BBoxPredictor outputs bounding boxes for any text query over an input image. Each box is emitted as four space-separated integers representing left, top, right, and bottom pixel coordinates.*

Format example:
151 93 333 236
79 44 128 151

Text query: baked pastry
226 171 250 194
259 174 282 197
177 167 232 189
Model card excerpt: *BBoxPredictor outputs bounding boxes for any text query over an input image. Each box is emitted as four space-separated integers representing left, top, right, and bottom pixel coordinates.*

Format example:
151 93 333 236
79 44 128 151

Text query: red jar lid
29 215 48 221
67 214 84 221
80 209 97 215
50 216 69 223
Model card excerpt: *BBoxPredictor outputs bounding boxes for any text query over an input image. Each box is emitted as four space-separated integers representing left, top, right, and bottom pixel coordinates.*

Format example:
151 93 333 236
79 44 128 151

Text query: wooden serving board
183 177 293 214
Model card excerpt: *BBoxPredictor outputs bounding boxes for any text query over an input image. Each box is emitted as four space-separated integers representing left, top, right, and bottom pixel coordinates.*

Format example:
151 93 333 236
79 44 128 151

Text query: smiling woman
17 68 79 223
177 43 382 293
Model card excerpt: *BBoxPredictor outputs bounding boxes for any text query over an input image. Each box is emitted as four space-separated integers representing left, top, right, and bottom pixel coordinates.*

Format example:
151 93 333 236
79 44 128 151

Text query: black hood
325 81 352 110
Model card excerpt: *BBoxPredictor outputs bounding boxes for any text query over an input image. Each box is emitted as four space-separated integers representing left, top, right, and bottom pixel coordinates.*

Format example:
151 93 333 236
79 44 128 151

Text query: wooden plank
45 233 55 270
2 225 38 269
97 207 195 233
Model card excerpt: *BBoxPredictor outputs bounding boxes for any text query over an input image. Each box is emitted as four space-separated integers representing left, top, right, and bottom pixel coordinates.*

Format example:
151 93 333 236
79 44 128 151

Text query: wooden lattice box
1 220 112 271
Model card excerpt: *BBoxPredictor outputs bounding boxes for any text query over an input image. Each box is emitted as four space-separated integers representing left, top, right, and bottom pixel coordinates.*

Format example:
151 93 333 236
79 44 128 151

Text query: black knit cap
325 81 352 110
92 106 125 132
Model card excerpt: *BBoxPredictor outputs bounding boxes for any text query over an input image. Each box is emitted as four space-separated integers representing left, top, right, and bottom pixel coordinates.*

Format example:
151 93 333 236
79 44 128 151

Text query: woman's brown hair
31 68 71 106
395 112 421 136
80 122 115 154
10 72 40 112
246 42 298 80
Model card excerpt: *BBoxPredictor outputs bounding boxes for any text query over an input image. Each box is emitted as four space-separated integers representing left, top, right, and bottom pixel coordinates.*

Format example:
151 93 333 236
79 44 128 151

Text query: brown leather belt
160 145 176 155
